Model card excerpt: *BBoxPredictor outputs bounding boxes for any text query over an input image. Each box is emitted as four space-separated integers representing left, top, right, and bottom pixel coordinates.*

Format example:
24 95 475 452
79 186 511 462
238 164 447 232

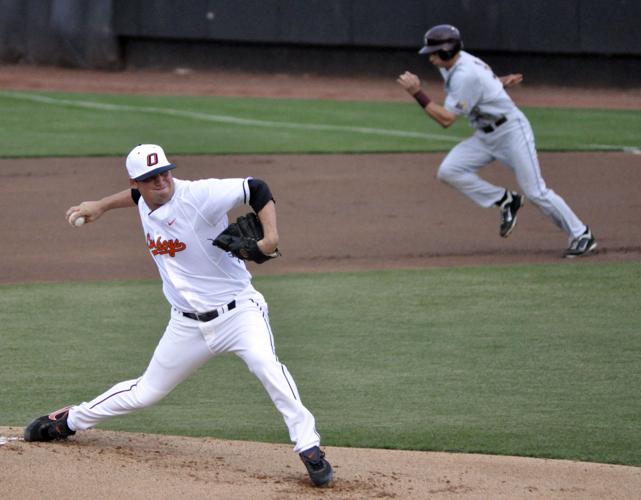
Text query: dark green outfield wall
1 0 640 86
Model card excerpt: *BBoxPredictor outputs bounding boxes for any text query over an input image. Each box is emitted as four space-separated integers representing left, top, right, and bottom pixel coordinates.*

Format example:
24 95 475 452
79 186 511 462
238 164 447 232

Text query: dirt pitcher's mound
1 427 640 499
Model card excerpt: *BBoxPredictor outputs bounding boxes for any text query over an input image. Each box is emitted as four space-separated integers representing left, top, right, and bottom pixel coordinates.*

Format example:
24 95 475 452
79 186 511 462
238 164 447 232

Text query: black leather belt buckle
482 116 507 133
195 310 219 322
183 300 236 322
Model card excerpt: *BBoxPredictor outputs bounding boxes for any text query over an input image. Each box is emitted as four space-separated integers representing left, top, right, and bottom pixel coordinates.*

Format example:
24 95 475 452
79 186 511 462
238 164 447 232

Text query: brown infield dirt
1 65 640 499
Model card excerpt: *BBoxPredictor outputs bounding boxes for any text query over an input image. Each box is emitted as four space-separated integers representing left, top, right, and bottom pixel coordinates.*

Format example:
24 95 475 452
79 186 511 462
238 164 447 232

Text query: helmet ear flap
436 40 462 61
437 49 453 61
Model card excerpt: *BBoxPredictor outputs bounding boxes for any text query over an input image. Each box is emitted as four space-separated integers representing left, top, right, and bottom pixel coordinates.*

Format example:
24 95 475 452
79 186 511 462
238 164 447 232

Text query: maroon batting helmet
418 24 463 61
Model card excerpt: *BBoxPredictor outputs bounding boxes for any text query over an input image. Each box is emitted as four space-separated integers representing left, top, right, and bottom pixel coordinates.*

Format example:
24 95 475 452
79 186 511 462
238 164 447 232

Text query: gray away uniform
436 51 587 240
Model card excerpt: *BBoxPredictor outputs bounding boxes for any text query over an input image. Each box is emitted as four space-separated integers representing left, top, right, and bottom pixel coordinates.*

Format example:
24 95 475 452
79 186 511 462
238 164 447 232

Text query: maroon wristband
413 90 431 108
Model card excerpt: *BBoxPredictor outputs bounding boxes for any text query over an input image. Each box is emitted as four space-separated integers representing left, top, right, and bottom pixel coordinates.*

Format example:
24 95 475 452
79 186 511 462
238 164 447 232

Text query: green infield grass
1 90 639 157
2 262 640 466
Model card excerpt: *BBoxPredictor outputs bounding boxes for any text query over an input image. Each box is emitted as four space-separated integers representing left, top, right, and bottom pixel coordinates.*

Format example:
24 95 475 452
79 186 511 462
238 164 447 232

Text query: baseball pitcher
23 144 333 487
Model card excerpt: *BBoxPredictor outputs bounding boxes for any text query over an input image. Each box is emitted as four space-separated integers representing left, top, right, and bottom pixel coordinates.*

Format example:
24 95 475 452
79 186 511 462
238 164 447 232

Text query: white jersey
439 51 517 130
136 177 252 312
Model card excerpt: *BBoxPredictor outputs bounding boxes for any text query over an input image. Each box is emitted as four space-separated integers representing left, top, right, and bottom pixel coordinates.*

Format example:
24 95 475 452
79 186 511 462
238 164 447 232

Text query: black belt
481 116 507 133
181 300 236 322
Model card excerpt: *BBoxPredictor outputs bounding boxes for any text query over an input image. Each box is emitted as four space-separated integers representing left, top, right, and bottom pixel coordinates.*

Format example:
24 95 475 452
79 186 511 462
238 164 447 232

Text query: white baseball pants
67 285 320 453
436 110 586 240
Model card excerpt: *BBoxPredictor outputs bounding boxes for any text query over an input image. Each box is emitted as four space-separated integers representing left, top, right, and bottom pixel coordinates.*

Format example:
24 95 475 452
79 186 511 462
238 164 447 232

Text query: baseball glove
212 212 280 264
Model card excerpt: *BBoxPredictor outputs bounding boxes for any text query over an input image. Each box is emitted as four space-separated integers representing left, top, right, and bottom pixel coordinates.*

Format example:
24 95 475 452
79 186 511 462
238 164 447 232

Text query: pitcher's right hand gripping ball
212 213 280 264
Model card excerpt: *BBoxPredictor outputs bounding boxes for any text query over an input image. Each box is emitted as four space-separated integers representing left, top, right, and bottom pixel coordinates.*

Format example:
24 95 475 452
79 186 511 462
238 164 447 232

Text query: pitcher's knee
131 382 169 408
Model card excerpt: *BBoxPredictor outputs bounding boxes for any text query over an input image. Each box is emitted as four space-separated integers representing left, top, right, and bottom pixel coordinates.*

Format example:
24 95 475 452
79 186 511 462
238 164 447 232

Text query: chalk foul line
1 91 459 142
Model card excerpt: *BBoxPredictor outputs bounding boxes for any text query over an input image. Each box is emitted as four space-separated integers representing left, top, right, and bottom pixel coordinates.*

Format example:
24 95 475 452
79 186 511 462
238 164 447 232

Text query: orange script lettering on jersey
147 233 187 257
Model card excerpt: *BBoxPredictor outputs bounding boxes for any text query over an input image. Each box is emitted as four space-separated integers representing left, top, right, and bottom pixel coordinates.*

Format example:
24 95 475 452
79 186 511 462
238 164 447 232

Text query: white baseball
73 216 86 227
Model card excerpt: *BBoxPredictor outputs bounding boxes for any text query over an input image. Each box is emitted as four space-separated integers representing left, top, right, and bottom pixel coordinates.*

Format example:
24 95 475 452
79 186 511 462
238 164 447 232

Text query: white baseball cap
126 144 176 180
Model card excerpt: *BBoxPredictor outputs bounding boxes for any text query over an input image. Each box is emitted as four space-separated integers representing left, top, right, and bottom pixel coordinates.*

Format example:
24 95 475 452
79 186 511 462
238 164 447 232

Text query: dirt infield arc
2 151 640 284
1 66 641 499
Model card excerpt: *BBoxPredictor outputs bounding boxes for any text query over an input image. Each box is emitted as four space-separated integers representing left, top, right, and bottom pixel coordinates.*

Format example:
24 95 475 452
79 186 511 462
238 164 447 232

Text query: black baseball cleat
564 227 597 258
24 406 76 442
499 191 525 238
299 446 333 487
